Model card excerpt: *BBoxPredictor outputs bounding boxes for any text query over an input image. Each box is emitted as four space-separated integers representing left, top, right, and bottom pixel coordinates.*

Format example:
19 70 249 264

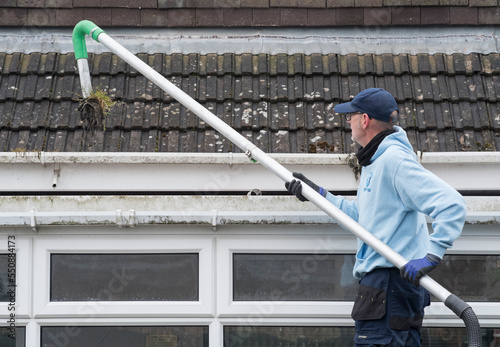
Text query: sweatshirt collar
356 128 396 166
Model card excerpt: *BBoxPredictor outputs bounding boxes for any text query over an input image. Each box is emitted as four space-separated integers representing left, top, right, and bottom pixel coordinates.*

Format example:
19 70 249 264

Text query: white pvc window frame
2 221 500 346
32 232 214 318
216 229 357 319
216 224 500 327
425 226 500 323
0 234 31 319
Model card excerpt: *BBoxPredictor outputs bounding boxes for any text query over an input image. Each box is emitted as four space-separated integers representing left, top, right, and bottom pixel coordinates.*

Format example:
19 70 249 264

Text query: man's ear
361 113 370 129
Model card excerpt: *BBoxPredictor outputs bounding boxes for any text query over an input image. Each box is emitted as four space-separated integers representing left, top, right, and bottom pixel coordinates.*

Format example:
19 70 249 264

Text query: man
286 88 466 346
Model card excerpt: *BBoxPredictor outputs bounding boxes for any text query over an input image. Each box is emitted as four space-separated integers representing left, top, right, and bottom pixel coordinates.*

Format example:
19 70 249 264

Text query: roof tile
491 103 500 131
478 7 500 25
455 75 471 100
0 8 27 26
27 8 56 27
440 0 467 4
430 53 446 74
19 74 38 101
466 53 482 74
414 75 433 102
450 6 478 25
290 54 303 75
435 74 450 101
452 53 467 74
311 53 325 75
253 8 281 26
482 76 497 101
307 8 337 25
391 6 420 25
256 54 268 75
395 54 411 75
397 101 415 129
471 74 485 101
328 0 355 7
472 100 491 130
1 51 499 153
438 101 454 129
487 53 500 74
336 7 364 25
22 52 41 75
108 74 126 100
421 7 450 25
271 102 290 130
270 101 289 130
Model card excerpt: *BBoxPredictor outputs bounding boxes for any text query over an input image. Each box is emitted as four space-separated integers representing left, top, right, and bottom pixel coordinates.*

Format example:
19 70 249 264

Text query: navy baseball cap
334 88 399 122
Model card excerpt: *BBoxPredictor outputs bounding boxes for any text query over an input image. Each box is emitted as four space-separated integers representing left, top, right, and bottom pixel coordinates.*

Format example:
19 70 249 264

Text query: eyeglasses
344 112 363 122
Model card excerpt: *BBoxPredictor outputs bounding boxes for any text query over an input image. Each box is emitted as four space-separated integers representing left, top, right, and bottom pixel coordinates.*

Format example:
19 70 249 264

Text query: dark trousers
352 268 431 347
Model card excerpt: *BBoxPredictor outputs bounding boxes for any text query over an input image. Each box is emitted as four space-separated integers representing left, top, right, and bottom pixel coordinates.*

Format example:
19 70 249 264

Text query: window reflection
50 253 199 301
431 255 500 302
0 327 25 347
224 326 500 347
233 253 358 301
233 254 500 302
0 254 10 302
41 326 208 347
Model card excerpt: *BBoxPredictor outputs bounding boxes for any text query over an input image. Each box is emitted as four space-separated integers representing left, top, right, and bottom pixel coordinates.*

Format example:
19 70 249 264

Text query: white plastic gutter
0 209 497 230
0 210 330 230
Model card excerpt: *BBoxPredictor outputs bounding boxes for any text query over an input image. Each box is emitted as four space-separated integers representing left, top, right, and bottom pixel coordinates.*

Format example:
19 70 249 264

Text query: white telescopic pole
97 31 454 301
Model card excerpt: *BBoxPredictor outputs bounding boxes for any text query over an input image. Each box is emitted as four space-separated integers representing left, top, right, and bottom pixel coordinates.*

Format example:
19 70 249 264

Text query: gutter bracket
212 210 217 231
116 209 136 228
30 208 38 233
129 210 136 227
116 210 123 227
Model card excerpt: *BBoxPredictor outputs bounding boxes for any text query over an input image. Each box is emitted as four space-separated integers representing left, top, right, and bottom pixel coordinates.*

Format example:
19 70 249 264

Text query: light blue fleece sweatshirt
325 126 466 279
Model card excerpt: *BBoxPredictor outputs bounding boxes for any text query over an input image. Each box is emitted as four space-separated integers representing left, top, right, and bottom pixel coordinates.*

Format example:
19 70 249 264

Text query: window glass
41 326 208 347
224 326 500 347
0 326 25 347
224 326 355 347
431 255 500 302
233 254 500 302
0 254 9 301
233 253 358 301
50 253 199 301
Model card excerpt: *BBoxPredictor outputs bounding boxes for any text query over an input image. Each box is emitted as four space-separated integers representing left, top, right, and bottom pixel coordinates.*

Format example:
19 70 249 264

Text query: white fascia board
0 152 357 192
0 151 499 192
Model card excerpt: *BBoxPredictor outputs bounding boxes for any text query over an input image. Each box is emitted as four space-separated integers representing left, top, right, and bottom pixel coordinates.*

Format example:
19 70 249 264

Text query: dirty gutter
0 208 497 230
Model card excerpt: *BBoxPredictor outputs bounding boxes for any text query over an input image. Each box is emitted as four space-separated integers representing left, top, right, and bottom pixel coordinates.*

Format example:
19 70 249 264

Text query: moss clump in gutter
77 87 116 134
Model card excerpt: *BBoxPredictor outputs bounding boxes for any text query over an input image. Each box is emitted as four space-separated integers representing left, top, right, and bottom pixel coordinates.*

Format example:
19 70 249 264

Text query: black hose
445 294 481 347
461 307 482 347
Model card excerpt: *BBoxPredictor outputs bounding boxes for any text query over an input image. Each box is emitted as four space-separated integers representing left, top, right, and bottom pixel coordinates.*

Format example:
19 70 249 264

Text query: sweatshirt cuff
428 243 446 260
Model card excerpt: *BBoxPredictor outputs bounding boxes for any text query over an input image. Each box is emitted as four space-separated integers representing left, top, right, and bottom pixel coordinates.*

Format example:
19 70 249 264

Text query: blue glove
400 253 441 286
285 172 327 202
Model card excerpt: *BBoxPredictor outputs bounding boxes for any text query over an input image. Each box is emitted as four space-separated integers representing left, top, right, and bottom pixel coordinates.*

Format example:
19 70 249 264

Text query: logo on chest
363 172 373 192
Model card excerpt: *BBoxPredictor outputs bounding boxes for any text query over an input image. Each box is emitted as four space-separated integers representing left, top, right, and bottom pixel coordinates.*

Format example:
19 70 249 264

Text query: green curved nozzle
72 20 105 60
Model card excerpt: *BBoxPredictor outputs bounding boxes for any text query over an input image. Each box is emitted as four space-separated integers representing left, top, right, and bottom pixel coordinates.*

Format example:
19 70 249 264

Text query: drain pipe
72 21 481 346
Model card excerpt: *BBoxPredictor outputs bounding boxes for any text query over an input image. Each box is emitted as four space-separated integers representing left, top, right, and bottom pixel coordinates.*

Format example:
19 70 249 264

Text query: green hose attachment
72 20 105 60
